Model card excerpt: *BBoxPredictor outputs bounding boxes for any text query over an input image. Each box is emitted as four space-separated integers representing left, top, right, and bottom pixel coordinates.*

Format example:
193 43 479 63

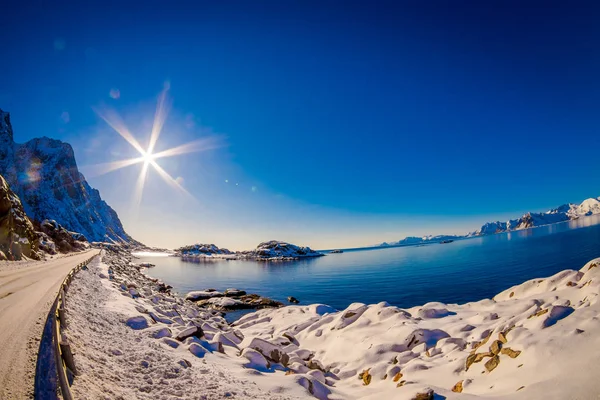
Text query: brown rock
474 352 492 363
465 353 476 371
528 308 549 319
498 332 508 344
566 281 577 287
485 355 500 372
396 380 406 387
452 380 464 393
472 331 492 351
393 372 403 382
0 175 40 260
413 389 434 400
362 369 372 386
501 347 521 358
490 340 503 355
509 291 515 298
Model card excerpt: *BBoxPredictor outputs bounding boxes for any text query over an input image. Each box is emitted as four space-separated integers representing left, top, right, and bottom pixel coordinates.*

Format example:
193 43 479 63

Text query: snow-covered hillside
0 109 137 244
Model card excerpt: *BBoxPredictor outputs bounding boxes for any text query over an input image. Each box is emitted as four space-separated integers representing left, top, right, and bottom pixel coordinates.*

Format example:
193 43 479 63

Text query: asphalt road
0 250 99 399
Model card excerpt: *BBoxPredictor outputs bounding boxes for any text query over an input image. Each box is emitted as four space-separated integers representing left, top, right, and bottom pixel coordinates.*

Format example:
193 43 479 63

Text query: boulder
185 290 224 301
188 343 208 358
175 326 204 342
485 355 500 372
125 316 150 330
241 348 270 371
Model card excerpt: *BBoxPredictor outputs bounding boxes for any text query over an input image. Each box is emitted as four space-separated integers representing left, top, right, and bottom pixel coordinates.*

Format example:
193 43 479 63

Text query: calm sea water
139 215 600 313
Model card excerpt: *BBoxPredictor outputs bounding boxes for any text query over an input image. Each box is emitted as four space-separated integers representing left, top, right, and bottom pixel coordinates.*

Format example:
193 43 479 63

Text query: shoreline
65 248 600 399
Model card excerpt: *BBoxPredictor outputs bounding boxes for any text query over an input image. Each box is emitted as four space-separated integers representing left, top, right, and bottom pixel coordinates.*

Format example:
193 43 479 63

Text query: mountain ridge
380 196 600 247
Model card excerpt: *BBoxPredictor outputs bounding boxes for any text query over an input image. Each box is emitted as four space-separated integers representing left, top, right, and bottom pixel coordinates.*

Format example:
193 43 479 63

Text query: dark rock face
0 175 40 260
34 219 88 254
0 109 137 244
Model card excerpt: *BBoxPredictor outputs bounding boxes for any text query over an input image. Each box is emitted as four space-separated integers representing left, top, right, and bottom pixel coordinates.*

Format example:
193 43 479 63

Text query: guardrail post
59 338 77 376
58 307 67 328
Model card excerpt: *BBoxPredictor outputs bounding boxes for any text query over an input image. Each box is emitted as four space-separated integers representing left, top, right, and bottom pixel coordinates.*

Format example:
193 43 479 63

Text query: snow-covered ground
66 250 600 399
65 251 305 399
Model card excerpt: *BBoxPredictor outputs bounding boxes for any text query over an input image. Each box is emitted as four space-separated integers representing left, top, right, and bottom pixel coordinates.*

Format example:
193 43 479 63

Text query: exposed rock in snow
0 109 137 244
185 290 224 301
185 289 284 311
175 240 324 261
175 243 233 257
239 241 324 260
0 174 40 260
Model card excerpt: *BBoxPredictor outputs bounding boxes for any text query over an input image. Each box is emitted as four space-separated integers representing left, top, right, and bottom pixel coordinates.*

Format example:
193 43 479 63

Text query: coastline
65 248 600 399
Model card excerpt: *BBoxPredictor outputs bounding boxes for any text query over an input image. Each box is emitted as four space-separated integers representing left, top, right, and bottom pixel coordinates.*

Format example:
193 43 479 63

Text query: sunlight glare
92 86 224 207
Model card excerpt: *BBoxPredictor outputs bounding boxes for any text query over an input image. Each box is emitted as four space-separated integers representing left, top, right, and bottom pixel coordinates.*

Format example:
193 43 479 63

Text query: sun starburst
90 86 223 206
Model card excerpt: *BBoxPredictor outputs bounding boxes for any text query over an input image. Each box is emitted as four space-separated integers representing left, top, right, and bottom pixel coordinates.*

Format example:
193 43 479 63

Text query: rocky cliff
0 174 40 260
0 109 136 244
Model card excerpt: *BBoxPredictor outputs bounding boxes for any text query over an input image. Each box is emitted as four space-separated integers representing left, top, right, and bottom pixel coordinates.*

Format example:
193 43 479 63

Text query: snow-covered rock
35 219 88 254
185 290 224 301
0 109 137 244
240 240 324 260
176 243 233 257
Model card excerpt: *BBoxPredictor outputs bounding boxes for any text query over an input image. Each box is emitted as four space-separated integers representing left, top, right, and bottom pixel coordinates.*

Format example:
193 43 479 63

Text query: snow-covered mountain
379 197 600 246
381 234 464 247
0 109 136 244
473 198 600 235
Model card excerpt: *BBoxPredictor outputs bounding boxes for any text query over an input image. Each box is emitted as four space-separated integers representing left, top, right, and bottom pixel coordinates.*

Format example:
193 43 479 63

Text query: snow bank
66 248 600 399
235 257 600 399
65 251 305 399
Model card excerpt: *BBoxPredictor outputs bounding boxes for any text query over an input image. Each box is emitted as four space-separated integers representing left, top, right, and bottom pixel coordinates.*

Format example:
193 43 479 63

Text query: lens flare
91 85 223 205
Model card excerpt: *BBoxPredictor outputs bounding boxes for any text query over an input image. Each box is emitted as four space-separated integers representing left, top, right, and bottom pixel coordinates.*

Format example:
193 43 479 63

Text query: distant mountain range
380 197 600 247
0 109 136 244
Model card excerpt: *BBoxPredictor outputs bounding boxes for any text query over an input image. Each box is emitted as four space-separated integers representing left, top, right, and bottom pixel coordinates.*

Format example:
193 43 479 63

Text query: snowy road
0 250 99 399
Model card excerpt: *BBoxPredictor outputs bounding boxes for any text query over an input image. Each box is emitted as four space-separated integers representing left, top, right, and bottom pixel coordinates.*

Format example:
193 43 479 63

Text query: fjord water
140 215 600 312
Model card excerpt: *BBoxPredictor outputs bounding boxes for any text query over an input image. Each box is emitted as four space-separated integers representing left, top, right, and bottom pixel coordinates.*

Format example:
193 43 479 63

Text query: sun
142 151 155 165
90 85 223 206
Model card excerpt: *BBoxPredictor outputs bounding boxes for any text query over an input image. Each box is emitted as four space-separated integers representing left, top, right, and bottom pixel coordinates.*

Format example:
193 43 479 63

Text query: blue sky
2 1 600 249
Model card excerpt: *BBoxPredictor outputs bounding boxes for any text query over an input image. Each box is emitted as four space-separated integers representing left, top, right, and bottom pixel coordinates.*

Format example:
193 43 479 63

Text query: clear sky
2 1 599 250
